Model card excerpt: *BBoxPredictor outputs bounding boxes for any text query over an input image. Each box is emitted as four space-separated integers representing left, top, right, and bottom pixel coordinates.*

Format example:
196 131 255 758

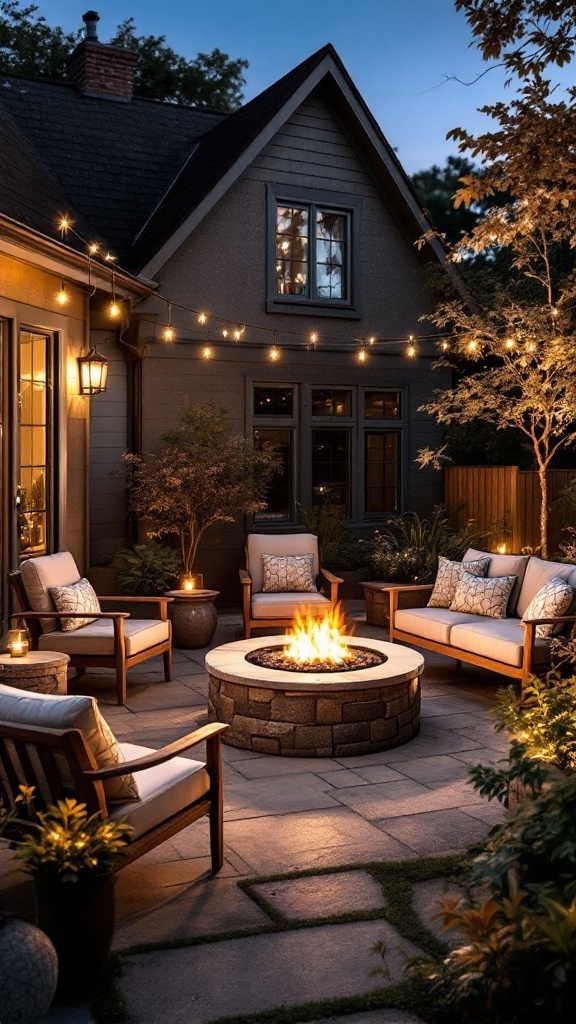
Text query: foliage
481 676 576 776
411 156 488 246
295 502 367 570
112 541 180 595
445 420 531 468
17 798 132 883
125 404 280 576
364 507 487 583
0 2 248 111
0 784 34 838
417 0 576 559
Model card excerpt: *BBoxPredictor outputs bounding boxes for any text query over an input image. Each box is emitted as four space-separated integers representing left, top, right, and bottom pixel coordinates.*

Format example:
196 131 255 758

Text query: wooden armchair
8 552 172 705
240 533 342 639
0 686 228 872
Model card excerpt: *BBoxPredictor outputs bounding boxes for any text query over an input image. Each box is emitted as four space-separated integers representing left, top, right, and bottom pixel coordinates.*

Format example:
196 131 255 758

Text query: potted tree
16 797 132 995
124 403 279 647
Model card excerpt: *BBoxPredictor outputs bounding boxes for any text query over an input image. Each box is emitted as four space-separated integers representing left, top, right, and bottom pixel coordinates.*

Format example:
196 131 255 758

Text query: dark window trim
266 185 362 317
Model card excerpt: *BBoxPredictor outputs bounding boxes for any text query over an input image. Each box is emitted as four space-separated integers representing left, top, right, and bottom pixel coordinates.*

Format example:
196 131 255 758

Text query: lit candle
183 578 195 592
7 628 30 658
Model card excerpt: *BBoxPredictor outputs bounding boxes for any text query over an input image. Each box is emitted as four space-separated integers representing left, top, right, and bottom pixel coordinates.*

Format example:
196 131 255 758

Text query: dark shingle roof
0 76 224 263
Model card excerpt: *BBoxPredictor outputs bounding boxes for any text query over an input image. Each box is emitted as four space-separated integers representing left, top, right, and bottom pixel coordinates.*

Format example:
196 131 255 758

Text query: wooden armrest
239 570 252 587
84 723 229 780
98 595 173 605
10 610 129 621
376 583 435 594
521 615 576 627
320 568 343 584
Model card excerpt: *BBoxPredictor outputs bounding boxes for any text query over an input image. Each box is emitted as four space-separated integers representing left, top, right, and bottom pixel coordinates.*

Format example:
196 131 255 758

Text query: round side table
164 590 219 648
0 651 70 694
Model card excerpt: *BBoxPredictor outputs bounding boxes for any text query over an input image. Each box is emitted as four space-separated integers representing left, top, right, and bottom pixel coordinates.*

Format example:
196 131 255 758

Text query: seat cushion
50 577 101 631
251 591 331 619
516 556 575 618
0 684 139 802
38 618 170 657
464 548 531 614
394 607 484 645
20 552 81 633
450 619 551 668
247 534 319 593
108 742 210 840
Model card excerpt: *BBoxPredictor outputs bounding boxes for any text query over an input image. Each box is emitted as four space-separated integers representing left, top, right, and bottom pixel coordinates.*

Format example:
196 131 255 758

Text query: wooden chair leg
163 648 172 682
116 660 127 706
207 734 224 872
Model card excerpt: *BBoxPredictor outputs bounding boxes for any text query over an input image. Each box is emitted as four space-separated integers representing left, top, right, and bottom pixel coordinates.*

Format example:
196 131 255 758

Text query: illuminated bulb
407 343 416 358
56 283 69 306
162 326 176 343
552 307 559 317
59 217 70 232
310 332 317 345
441 340 449 351
234 329 242 341
467 340 478 353
527 341 536 353
222 329 228 338
269 345 280 362
505 338 515 349
198 312 207 325
368 336 375 345
88 242 99 255
109 301 121 318
496 544 507 554
358 348 367 363
104 252 116 262
202 346 212 359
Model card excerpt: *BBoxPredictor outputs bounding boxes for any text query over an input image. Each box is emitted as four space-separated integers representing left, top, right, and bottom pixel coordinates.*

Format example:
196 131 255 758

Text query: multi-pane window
18 330 52 557
253 386 296 523
275 203 350 302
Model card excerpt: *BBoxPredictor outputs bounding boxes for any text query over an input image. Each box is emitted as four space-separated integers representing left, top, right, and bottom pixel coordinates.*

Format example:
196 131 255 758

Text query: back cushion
0 685 139 804
247 534 319 593
464 549 530 614
20 553 81 634
516 556 575 618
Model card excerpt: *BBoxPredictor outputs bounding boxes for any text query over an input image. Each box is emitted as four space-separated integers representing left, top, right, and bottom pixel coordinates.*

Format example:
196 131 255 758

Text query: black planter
35 873 116 994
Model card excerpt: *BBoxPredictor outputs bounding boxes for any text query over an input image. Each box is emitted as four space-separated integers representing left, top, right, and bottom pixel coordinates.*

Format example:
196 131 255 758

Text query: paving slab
295 1013 424 1024
252 870 385 920
377 808 493 854
121 919 421 1024
224 773 342 819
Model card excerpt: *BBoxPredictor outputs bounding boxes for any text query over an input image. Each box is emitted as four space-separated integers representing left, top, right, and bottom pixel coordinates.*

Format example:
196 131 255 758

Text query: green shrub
112 542 181 595
364 507 488 583
296 502 367 570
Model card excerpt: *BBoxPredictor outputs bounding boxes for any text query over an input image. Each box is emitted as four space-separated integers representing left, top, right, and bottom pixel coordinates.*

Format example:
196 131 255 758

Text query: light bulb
162 326 176 343
88 242 99 255
59 217 70 232
269 345 280 361
407 344 416 358
505 338 515 349
222 329 228 338
358 348 367 362
56 283 69 306
202 346 212 359
368 336 375 345
234 329 242 341
109 301 121 318
441 340 449 351
198 313 207 324
310 333 317 345
467 340 478 353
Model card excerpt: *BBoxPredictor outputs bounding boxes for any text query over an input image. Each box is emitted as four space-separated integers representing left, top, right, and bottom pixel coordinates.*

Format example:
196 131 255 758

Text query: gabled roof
0 45 450 281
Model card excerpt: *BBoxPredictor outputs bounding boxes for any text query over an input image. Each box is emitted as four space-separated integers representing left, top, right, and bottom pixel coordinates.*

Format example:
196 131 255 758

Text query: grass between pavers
89 851 470 1023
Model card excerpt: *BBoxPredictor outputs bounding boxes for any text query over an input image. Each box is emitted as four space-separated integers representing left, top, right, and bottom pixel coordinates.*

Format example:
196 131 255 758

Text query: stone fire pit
206 636 423 757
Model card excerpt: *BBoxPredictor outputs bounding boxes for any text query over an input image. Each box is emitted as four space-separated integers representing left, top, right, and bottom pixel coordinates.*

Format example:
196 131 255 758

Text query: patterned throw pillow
450 571 516 619
521 576 574 639
50 578 101 632
428 555 490 609
261 554 316 593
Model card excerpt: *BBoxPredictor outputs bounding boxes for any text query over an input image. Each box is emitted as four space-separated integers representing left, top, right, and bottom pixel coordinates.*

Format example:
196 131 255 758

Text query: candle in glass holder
179 573 203 592
7 628 30 658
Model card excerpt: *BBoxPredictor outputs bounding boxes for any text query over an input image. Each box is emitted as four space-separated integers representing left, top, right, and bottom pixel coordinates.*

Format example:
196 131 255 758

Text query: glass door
17 329 55 560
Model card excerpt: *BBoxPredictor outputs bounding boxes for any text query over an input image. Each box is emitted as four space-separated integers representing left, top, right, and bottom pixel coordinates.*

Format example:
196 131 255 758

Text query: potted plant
112 541 181 596
16 798 132 995
124 403 279 647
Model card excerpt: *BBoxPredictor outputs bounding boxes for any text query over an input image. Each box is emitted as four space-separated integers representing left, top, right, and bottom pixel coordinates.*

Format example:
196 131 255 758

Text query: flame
283 604 352 666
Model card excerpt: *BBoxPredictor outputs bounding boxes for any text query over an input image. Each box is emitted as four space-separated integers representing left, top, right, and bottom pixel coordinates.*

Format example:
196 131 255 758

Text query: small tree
124 404 280 576
418 0 576 557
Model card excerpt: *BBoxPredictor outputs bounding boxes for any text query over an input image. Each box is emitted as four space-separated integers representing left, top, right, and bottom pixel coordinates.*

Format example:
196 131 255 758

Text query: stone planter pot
35 873 116 995
0 915 58 1023
362 582 429 630
165 589 219 648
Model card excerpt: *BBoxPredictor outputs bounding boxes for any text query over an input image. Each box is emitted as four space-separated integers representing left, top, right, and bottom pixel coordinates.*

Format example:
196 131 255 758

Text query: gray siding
89 331 129 564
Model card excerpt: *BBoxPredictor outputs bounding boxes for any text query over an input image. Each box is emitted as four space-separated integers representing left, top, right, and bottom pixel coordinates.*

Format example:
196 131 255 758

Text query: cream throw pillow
521 576 574 638
50 577 100 632
261 554 316 593
428 555 490 609
450 572 516 619
0 685 139 803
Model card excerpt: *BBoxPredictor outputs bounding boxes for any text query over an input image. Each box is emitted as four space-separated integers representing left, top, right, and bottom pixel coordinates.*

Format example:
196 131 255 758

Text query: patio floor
2 602 510 1024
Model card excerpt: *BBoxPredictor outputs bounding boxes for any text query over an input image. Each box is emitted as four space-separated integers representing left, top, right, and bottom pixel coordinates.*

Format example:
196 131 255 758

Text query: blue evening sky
38 0 516 173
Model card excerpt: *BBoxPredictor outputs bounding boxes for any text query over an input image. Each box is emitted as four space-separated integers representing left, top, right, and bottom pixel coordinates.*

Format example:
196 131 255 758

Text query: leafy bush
296 502 367 570
112 541 181 595
364 507 487 583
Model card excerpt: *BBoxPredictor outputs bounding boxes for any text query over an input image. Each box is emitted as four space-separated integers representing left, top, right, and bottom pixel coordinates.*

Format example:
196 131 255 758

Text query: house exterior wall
127 92 449 602
88 331 129 565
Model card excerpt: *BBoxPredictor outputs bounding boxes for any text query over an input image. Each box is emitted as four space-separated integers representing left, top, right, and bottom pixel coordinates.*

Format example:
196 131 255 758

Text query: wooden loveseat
384 549 576 690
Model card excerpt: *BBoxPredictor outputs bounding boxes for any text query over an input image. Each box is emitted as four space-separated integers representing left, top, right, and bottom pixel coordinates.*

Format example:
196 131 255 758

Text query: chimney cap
82 11 100 40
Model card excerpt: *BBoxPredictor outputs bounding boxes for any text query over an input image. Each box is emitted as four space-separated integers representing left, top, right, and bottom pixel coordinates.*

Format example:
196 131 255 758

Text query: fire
283 604 352 666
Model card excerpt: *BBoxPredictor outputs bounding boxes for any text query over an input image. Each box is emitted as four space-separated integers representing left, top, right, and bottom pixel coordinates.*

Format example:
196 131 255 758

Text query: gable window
267 186 361 316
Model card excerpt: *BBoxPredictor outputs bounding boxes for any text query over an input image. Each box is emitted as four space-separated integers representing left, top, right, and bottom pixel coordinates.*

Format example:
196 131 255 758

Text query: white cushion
428 555 490 608
262 554 316 593
450 619 551 668
50 577 101 631
521 576 574 638
38 618 170 657
107 742 210 840
247 534 319 593
251 591 331 619
464 548 530 614
0 684 139 803
394 607 484 645
515 556 575 618
450 572 516 619
20 552 81 633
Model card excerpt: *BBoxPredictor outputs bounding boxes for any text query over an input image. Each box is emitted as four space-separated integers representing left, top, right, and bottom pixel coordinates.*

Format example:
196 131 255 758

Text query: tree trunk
538 464 548 559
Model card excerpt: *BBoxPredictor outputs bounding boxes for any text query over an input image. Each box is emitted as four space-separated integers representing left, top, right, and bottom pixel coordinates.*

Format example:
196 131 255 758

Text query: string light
309 332 317 347
88 242 100 256
440 340 450 351
56 281 69 306
233 326 245 342
551 307 559 318
407 335 416 358
104 252 116 262
368 336 376 346
505 338 515 350
202 345 213 360
108 272 121 319
527 341 536 353
161 303 176 343
222 329 228 338
59 217 70 234
467 340 478 354
357 345 368 363
269 345 280 361
198 313 207 325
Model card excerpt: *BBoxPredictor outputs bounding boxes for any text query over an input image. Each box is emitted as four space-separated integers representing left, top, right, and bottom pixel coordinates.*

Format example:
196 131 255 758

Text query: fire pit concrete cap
205 636 423 693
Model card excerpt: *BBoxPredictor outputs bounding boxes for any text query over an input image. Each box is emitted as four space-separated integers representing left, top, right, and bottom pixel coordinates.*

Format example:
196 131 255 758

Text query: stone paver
252 869 385 920
411 878 464 947
378 807 494 854
297 1013 424 1024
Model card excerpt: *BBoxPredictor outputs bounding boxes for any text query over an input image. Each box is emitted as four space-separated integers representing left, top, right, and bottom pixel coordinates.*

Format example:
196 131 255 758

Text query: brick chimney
66 11 137 101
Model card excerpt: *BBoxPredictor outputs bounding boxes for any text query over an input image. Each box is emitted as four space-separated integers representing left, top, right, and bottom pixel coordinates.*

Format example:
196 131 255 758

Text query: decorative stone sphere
0 916 58 1023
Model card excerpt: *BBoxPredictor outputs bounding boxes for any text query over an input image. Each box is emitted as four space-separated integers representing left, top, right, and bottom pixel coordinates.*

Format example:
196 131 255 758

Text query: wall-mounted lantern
78 347 110 395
